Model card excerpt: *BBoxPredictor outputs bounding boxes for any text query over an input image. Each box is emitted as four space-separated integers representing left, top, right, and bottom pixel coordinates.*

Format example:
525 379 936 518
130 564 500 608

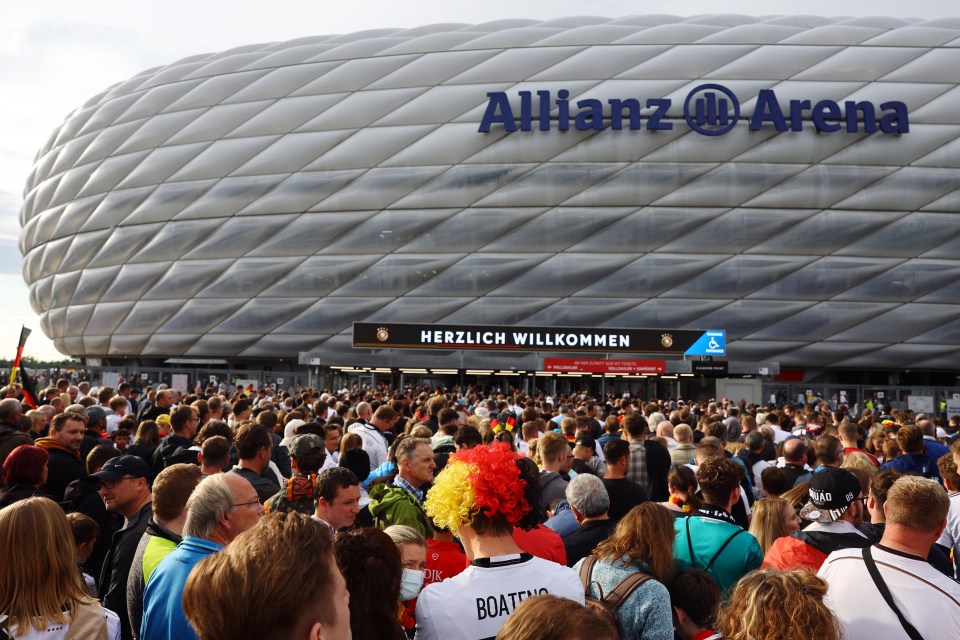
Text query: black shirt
602 477 648 521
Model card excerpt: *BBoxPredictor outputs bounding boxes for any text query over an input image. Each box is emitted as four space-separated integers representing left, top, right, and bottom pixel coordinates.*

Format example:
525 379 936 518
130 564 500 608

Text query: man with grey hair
140 473 262 640
560 473 614 567
369 436 435 537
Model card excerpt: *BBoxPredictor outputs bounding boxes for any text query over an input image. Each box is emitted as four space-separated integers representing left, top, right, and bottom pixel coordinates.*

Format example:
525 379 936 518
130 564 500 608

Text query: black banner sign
692 361 729 377
353 322 707 354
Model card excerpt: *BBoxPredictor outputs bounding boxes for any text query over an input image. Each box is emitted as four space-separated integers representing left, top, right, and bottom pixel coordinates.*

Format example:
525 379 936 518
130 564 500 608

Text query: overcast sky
1 0 955 360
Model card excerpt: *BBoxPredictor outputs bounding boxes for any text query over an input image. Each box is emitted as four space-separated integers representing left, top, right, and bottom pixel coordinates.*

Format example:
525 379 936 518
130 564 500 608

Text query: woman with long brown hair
573 502 675 640
0 497 121 638
334 527 406 640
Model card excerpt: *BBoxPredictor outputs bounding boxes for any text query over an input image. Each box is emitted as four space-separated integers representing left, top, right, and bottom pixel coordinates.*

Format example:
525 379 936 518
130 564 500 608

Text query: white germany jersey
818 544 960 640
936 491 960 575
414 553 585 640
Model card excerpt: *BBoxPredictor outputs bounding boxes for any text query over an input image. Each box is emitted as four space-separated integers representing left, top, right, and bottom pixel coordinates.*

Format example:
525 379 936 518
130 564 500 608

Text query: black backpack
578 555 652 631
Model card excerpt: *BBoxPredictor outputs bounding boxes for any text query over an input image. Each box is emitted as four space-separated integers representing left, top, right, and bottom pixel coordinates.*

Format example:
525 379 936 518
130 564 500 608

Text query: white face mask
399 568 425 601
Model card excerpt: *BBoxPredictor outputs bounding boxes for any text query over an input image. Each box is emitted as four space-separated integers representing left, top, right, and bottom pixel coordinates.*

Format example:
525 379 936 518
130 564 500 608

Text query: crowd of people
1 377 959 639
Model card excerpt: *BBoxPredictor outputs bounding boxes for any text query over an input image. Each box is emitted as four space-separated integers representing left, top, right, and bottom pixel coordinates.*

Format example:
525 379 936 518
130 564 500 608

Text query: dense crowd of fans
1 377 959 639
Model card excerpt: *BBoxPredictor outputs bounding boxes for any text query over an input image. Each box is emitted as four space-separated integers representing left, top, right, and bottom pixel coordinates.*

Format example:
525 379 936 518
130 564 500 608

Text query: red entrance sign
544 358 666 374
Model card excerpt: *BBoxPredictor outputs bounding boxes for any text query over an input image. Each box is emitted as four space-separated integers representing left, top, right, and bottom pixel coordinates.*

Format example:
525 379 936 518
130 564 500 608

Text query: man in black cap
763 467 870 572
94 455 153 640
571 433 605 477
81 405 112 460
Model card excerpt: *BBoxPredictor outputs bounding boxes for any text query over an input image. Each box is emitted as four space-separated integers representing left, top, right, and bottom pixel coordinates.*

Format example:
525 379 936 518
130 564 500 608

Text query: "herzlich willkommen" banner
353 323 725 356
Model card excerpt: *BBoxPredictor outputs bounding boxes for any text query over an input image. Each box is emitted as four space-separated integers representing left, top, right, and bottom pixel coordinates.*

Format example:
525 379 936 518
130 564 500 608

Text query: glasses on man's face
232 499 262 509
100 476 138 490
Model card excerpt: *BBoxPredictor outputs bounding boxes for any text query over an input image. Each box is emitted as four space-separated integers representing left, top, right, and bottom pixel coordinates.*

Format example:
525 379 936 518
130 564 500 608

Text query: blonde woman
748 497 801 556
717 568 841 640
0 497 121 639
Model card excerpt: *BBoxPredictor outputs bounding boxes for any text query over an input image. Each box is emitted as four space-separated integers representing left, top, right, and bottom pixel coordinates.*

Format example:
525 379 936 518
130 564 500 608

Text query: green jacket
368 482 433 538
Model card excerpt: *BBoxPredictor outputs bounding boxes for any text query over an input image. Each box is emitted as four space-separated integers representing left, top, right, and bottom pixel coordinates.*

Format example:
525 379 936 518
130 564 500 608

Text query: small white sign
908 395 934 414
100 371 120 391
877 391 885 399
276 377 284 385
171 374 189 395
947 399 960 417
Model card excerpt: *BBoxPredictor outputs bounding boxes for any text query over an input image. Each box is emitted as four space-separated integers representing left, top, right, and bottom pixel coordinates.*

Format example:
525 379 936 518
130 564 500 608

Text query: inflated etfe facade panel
18 14 960 369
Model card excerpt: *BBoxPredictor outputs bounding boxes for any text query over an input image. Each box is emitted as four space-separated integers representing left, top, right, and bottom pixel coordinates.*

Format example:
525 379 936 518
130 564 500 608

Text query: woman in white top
0 497 120 640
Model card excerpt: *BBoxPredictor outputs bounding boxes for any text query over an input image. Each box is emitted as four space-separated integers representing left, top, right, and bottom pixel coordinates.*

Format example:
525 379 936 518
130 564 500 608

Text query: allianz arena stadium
18 14 960 375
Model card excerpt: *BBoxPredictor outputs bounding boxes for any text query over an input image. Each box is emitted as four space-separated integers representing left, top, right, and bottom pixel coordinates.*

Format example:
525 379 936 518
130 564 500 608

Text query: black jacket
149 433 193 477
562 519 618 568
64 477 123 580
0 483 51 509
39 445 86 502
99 501 152 640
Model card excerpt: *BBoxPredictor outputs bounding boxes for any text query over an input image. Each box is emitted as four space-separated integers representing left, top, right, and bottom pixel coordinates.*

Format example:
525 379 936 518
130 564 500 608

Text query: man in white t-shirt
819 475 960 640
415 445 584 640
354 405 395 470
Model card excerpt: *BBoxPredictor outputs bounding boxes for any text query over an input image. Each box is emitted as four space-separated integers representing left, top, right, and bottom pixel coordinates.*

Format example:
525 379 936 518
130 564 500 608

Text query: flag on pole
19 365 39 409
10 326 30 390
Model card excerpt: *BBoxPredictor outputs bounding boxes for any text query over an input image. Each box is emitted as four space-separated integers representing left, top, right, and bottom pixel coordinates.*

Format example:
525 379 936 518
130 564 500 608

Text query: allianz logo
478 83 909 136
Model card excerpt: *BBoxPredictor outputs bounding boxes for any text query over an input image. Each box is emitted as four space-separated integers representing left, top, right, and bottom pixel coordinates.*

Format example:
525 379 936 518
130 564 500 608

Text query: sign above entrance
353 322 723 354
692 361 729 378
544 358 666 374
684 330 726 357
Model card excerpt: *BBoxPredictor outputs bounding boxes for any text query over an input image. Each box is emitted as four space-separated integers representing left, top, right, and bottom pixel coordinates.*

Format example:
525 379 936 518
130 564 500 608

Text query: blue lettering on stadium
478 85 909 135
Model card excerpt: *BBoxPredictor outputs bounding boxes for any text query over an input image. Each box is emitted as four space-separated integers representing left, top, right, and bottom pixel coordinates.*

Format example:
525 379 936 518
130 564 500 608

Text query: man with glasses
141 472 262 640
92 454 154 640
763 467 871 572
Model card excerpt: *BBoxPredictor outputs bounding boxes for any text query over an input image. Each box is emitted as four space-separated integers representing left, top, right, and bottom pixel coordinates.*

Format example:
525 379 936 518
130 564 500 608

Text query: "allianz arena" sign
479 84 911 136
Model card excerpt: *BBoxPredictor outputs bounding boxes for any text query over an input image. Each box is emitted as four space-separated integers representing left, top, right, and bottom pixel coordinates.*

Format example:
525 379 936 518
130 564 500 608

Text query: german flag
19 365 39 409
9 326 30 389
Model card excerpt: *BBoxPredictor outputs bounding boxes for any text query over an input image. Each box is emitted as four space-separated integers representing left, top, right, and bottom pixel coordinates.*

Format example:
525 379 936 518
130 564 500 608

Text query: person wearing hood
265 434 326 515
35 411 87 501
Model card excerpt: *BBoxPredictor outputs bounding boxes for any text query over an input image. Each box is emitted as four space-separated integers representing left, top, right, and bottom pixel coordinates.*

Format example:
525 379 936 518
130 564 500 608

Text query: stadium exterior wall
18 14 960 371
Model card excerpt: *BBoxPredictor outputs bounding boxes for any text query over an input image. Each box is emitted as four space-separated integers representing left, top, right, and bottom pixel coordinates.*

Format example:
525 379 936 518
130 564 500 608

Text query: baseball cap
85 406 110 425
90 455 150 482
574 434 596 451
288 434 324 459
799 468 861 523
